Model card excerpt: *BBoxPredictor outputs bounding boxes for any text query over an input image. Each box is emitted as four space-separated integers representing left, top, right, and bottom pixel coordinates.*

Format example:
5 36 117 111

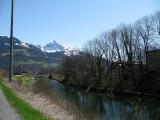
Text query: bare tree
83 39 104 87
135 16 155 71
99 30 122 81
108 29 124 81
83 40 97 83
98 32 112 78
109 29 123 63
119 23 136 88
151 10 160 36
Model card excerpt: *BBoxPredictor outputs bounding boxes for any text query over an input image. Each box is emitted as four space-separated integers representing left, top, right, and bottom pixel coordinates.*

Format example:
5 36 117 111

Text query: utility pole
9 0 14 82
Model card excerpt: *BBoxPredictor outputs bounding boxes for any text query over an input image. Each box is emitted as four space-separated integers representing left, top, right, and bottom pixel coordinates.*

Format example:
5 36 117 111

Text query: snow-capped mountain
42 40 80 56
64 45 80 56
42 40 65 53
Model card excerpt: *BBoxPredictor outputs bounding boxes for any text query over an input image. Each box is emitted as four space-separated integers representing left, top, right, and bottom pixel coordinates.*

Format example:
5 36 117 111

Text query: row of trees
60 10 160 91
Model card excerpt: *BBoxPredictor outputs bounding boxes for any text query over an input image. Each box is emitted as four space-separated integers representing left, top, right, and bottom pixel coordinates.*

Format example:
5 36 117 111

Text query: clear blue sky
0 0 160 48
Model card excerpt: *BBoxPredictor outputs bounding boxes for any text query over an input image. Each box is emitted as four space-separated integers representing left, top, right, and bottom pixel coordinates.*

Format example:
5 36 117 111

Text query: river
38 79 160 120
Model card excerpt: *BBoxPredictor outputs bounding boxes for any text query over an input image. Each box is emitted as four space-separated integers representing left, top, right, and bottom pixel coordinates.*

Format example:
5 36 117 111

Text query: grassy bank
0 76 51 120
12 75 33 87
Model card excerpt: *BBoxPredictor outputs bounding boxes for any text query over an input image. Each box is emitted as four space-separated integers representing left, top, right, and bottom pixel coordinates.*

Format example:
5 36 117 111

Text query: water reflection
48 80 160 120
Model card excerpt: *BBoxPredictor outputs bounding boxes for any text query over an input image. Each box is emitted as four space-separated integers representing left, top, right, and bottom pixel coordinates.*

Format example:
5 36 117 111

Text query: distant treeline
59 10 160 94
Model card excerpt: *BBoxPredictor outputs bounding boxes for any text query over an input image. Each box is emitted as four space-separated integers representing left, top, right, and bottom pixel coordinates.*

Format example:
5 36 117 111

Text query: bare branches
60 10 160 91
151 10 160 36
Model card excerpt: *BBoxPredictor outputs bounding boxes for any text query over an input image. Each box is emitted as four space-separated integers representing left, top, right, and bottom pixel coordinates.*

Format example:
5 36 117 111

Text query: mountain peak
42 40 65 53
50 40 57 44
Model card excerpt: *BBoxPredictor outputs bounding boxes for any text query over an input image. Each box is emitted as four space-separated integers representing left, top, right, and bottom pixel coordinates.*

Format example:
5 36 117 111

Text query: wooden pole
9 0 14 82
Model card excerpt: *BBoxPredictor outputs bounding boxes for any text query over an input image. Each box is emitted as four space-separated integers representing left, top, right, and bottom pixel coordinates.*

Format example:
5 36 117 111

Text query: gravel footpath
0 89 21 120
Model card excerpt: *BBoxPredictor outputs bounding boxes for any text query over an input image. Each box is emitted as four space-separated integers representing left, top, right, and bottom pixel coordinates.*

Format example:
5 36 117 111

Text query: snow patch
15 43 20 46
5 43 9 46
21 42 29 48
64 45 80 56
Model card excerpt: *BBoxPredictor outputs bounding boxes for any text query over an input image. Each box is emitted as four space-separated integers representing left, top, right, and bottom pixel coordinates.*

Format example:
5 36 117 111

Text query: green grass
14 60 59 68
13 75 33 87
43 63 59 68
53 74 63 80
13 60 42 65
0 76 51 120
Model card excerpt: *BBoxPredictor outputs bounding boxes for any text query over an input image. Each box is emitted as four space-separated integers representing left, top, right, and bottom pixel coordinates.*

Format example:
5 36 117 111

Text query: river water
42 79 160 120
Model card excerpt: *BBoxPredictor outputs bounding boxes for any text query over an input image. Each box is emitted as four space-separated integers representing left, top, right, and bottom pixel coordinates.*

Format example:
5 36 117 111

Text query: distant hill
0 36 64 73
0 36 46 60
0 36 81 73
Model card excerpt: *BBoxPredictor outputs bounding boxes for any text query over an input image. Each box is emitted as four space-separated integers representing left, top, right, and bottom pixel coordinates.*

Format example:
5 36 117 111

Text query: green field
14 60 59 68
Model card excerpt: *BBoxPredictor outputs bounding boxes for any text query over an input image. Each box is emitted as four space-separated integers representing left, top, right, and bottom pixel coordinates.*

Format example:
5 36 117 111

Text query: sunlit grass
43 63 59 68
13 75 33 87
13 60 42 65
13 60 59 68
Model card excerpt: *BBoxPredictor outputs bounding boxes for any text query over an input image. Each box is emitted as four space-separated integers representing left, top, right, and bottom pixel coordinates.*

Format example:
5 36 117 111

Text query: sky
0 0 160 48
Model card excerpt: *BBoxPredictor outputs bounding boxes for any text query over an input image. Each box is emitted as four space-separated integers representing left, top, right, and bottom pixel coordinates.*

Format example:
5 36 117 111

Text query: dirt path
0 89 21 120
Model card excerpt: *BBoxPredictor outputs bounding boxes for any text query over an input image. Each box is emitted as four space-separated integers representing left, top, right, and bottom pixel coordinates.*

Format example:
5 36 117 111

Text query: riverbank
56 78 160 100
3 77 75 120
3 75 160 120
44 77 160 119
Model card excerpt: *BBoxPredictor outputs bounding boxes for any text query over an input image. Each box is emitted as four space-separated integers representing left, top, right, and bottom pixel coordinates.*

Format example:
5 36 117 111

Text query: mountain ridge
0 36 80 72
0 36 63 72
41 40 80 56
42 40 65 52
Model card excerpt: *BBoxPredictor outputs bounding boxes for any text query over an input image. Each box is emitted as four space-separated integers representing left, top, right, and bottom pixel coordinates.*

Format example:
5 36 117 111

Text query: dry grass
4 78 74 120
4 77 103 120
